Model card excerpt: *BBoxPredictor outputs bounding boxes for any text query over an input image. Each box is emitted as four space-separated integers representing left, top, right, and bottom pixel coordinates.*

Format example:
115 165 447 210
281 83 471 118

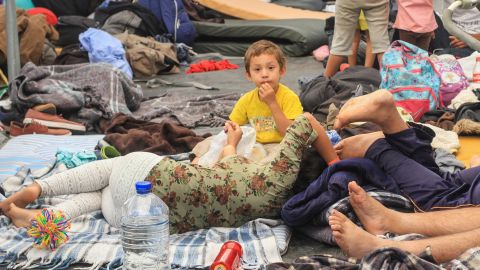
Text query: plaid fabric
297 191 414 246
266 246 480 270
0 135 290 269
0 201 289 270
315 190 414 226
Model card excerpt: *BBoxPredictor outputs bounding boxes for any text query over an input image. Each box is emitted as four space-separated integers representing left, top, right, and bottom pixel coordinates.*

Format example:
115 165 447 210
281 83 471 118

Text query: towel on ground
99 113 210 155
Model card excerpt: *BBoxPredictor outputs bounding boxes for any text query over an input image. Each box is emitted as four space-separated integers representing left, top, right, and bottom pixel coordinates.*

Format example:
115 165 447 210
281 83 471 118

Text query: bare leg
376 52 384 67
364 32 374 68
334 132 384 159
333 90 408 134
304 113 339 164
470 155 480 168
348 30 361 66
348 181 480 237
329 209 480 263
3 203 41 228
324 54 347 78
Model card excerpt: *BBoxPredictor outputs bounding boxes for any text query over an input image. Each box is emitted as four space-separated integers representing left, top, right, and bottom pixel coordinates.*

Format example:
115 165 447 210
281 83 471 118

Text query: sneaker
9 121 72 137
23 109 86 134
32 103 57 115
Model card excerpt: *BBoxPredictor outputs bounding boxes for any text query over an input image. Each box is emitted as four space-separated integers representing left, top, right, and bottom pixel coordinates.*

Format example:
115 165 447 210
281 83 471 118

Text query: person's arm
259 83 292 136
229 95 249 125
220 121 243 159
449 33 480 48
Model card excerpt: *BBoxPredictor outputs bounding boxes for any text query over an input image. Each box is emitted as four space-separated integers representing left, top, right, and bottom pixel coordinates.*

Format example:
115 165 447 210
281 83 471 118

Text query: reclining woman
0 113 339 234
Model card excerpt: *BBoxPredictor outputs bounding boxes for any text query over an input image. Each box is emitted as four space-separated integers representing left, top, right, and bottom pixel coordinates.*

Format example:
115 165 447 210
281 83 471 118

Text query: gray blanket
9 62 143 130
133 93 240 128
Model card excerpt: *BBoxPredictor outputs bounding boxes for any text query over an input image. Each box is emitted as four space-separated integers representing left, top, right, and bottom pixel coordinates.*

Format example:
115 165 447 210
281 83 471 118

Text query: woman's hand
224 121 243 148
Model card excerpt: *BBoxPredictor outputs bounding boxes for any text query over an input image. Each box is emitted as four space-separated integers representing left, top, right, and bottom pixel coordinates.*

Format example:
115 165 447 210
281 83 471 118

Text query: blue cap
135 181 152 194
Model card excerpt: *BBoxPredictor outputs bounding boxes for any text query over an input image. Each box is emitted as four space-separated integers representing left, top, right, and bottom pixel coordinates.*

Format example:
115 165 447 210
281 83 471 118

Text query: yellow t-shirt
229 83 303 144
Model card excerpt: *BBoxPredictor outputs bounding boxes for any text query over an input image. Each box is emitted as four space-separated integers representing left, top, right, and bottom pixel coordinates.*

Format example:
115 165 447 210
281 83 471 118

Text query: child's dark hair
244 40 287 74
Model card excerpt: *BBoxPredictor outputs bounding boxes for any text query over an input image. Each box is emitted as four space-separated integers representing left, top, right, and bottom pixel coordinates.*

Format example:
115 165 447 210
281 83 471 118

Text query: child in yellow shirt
229 40 303 144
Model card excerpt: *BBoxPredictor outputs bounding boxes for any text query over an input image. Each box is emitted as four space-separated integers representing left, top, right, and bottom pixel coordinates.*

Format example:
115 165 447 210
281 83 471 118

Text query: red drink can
210 241 243 270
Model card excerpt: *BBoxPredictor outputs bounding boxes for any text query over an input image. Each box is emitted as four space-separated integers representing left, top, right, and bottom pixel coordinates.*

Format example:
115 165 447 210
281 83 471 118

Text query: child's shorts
331 0 390 55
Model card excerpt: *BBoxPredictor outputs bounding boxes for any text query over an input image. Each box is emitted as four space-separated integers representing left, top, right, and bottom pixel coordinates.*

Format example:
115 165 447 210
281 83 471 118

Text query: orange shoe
23 109 86 134
9 121 72 137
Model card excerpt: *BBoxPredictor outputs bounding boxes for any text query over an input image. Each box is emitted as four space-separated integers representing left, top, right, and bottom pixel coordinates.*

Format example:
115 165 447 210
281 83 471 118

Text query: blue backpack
137 0 197 45
380 40 442 121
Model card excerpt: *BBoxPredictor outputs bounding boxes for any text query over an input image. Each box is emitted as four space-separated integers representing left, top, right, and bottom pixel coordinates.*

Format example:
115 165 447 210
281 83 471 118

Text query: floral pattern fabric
146 115 318 233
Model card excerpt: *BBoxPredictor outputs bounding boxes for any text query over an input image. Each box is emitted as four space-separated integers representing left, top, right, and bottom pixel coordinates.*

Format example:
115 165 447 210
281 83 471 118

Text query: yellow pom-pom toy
27 208 71 250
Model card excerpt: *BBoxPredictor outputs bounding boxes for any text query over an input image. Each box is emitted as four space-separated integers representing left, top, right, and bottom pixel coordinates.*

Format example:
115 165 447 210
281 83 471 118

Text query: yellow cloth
359 10 368 31
229 83 303 144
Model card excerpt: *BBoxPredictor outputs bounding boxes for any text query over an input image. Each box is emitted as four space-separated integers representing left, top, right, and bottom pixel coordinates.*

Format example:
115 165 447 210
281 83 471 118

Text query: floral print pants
146 115 318 233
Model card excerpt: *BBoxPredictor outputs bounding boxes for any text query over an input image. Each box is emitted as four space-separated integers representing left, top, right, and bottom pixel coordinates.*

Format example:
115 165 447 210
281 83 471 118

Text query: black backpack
55 16 100 47
94 2 167 38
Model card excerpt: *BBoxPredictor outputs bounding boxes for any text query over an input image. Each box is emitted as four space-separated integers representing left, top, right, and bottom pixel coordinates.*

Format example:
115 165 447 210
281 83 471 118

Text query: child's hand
259 83 276 105
449 36 467 49
224 121 243 147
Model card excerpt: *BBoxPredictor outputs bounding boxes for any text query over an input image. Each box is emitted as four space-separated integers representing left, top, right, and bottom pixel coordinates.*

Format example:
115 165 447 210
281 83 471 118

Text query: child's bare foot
348 181 396 235
334 90 408 134
334 132 384 159
1 183 41 211
329 209 382 258
3 203 40 228
470 155 480 168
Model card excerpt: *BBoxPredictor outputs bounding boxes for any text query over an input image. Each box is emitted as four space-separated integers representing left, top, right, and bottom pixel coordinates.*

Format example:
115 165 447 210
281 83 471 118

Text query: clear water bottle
121 181 170 270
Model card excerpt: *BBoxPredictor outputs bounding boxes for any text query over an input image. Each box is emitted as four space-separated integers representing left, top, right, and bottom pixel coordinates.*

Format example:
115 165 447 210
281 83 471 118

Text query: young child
349 10 374 68
394 0 437 51
229 40 303 144
324 1 390 77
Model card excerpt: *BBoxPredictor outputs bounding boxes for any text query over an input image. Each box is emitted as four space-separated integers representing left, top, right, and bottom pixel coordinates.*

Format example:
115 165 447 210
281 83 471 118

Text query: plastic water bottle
473 56 480 84
121 181 170 270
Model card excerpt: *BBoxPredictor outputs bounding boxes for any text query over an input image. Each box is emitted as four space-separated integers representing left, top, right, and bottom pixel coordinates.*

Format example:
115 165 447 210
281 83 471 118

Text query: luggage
430 55 469 106
380 40 442 121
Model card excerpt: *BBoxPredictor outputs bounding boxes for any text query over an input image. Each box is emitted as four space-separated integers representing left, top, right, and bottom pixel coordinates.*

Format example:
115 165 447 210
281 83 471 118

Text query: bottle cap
135 181 152 194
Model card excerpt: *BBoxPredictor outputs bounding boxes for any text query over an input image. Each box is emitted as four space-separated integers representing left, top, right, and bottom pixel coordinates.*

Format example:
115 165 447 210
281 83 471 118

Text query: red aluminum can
210 241 243 270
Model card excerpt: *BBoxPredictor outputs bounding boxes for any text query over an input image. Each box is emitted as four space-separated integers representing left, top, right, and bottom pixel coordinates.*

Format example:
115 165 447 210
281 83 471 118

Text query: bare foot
470 155 480 168
329 209 382 258
334 90 408 134
3 203 40 228
0 183 41 211
348 181 396 235
334 132 384 159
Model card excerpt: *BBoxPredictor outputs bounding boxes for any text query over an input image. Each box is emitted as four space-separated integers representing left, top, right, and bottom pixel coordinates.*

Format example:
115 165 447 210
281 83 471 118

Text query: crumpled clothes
56 149 98 168
186 59 239 74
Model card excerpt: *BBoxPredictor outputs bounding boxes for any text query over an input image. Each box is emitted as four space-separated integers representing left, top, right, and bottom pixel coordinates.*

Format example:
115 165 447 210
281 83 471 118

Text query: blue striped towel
0 135 290 269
